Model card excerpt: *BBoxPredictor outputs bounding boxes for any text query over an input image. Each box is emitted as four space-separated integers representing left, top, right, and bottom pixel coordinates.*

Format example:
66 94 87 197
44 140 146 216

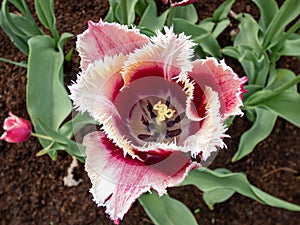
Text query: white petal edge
122 26 196 84
183 86 228 160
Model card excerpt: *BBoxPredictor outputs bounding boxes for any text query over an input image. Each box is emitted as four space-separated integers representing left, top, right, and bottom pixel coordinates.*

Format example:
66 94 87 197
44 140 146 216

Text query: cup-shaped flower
69 20 247 223
162 0 198 7
1 112 32 143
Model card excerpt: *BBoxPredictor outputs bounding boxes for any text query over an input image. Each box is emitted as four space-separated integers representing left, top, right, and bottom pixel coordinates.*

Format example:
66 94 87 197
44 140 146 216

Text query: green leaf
212 0 235 21
138 0 169 31
232 108 277 161
104 0 120 22
26 35 72 149
174 4 198 24
252 0 278 30
115 0 139 25
234 13 262 55
34 0 59 40
279 34 300 56
173 18 221 57
139 192 198 225
59 112 97 138
263 0 300 50
32 117 86 161
267 68 297 92
0 57 27 68
0 9 29 54
211 19 230 38
203 188 235 210
258 91 300 127
182 168 300 212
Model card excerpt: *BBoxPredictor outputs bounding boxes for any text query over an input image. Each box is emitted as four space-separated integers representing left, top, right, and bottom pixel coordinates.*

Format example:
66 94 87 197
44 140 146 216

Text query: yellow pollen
153 101 176 122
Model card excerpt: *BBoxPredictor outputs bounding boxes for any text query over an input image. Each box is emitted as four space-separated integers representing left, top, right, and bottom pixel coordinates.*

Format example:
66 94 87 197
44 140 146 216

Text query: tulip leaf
232 108 277 162
252 0 278 30
279 34 300 56
59 112 97 139
34 0 58 39
32 117 86 162
234 13 262 55
139 192 198 225
258 91 300 127
182 168 300 212
173 18 221 57
115 0 139 26
27 35 72 159
262 0 300 50
174 4 198 24
212 0 235 21
138 0 169 31
104 0 120 22
203 188 235 210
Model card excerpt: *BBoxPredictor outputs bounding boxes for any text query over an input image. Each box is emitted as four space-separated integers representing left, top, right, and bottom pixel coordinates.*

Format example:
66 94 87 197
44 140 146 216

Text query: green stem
31 132 54 141
166 6 175 27
0 57 27 68
271 75 300 96
246 75 300 106
286 19 300 37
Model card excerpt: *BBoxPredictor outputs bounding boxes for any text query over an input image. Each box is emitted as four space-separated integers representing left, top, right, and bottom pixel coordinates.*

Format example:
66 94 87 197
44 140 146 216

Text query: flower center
153 101 176 122
128 96 184 145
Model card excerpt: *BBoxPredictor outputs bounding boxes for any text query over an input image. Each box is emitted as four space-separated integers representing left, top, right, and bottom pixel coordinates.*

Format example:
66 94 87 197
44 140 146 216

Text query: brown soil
0 0 299 225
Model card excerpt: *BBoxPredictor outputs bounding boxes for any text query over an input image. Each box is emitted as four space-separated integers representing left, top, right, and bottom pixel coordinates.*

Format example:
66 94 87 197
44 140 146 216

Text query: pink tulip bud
0 112 32 143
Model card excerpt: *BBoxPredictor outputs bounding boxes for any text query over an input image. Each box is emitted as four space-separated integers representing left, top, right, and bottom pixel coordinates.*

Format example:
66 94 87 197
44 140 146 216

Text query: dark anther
138 132 159 142
175 112 185 123
147 100 156 118
138 134 151 140
167 112 185 128
141 114 149 126
166 129 182 138
165 96 171 107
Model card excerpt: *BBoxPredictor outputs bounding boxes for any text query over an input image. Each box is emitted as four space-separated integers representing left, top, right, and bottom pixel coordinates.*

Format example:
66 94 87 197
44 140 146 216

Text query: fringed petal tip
77 19 149 71
122 26 196 85
183 86 228 160
84 131 199 222
190 57 247 121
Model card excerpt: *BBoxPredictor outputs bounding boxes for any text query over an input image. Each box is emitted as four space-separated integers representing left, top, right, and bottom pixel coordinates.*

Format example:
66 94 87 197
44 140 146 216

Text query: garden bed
0 0 299 224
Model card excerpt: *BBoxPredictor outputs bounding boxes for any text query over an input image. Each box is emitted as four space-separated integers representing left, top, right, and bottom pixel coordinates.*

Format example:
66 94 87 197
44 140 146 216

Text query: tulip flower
69 20 247 223
1 112 32 143
162 0 198 7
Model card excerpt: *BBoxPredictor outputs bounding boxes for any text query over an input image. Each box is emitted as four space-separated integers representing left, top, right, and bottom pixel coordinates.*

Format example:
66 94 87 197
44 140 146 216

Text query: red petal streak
84 132 198 222
77 20 149 71
190 58 247 120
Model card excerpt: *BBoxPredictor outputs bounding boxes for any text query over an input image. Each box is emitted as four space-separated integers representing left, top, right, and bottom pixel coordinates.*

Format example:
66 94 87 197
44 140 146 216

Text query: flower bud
0 112 32 143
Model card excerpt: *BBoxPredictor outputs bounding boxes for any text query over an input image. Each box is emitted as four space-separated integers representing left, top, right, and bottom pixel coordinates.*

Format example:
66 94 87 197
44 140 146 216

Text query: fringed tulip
69 20 247 223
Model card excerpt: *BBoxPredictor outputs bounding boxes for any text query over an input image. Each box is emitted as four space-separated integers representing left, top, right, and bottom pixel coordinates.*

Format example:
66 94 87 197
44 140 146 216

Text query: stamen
167 112 185 128
165 96 171 107
166 129 182 138
138 132 159 142
153 101 176 122
146 100 157 118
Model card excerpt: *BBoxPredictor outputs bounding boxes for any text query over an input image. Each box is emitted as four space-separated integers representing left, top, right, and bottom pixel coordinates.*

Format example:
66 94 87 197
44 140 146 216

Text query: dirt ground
0 0 299 224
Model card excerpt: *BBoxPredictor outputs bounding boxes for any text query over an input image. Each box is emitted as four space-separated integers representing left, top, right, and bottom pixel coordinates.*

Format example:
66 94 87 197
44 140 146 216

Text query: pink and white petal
122 26 195 85
84 132 199 222
171 0 198 7
183 86 228 160
189 58 247 120
77 20 149 71
69 54 125 114
69 54 137 157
